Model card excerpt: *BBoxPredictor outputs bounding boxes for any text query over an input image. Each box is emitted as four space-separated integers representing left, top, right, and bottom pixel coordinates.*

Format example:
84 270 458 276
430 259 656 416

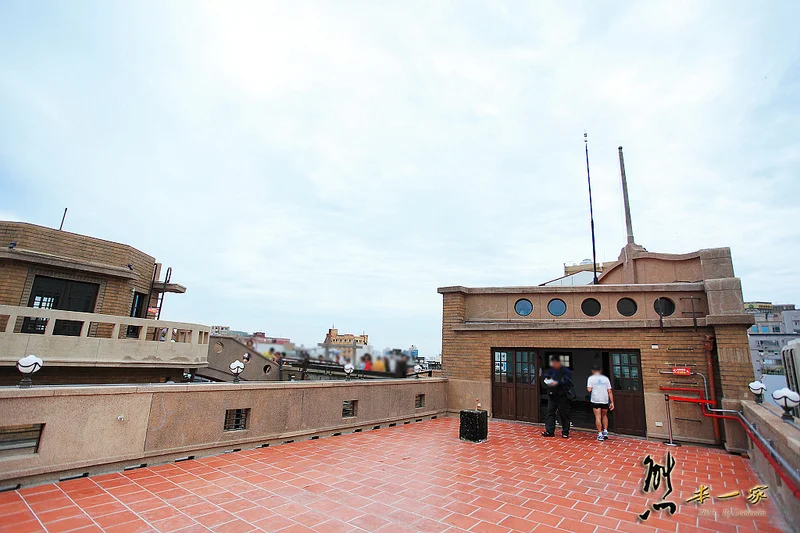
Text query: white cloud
0 0 799 355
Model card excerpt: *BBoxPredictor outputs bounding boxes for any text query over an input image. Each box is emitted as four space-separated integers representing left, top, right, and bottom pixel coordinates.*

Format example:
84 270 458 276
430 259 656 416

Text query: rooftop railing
0 305 210 368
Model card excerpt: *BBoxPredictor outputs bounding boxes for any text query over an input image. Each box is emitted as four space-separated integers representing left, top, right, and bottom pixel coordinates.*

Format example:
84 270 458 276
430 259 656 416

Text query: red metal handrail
660 385 800 500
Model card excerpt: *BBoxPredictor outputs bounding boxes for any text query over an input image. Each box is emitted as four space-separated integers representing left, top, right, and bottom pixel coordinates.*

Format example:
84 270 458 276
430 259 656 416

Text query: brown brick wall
441 293 754 402
0 260 29 306
714 324 756 401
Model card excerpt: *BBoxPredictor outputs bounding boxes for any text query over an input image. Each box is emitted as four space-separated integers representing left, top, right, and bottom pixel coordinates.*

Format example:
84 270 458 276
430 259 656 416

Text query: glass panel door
494 350 512 383
612 352 641 391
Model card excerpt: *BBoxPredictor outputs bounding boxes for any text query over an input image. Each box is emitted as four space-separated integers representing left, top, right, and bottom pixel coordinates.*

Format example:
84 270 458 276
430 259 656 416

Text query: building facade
0 221 209 385
439 242 755 448
745 303 800 374
323 328 368 361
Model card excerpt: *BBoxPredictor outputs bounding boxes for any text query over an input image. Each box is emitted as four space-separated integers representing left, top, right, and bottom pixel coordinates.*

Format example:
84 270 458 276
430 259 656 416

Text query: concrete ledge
705 314 755 326
0 248 138 280
742 401 800 526
454 318 707 330
0 377 447 398
439 283 705 295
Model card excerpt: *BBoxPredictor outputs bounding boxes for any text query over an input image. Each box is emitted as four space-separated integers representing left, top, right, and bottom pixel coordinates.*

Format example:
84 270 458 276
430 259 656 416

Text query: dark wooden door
610 351 646 436
514 350 538 422
492 350 515 419
492 348 539 422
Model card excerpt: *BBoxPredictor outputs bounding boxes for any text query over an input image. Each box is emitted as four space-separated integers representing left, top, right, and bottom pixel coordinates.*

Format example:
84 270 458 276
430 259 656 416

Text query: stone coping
0 377 449 398
438 282 705 294
743 400 800 456
0 304 209 330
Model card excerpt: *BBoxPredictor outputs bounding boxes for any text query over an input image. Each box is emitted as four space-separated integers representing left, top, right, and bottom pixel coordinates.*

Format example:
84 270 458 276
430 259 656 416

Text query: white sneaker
597 433 604 441
602 430 609 440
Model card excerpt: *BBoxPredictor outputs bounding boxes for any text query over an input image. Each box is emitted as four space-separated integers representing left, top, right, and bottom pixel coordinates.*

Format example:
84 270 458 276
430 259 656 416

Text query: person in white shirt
586 365 614 441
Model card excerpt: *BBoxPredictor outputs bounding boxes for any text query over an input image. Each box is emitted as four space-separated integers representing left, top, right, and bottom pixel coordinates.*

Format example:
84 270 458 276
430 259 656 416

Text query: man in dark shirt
542 354 573 438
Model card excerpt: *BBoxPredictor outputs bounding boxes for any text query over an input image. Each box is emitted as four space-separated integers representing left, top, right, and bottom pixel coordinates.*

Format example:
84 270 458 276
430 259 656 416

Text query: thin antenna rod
58 208 68 231
618 146 635 245
584 132 599 284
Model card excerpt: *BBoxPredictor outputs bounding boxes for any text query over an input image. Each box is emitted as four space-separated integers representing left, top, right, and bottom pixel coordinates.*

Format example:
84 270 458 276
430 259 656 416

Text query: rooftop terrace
0 418 784 533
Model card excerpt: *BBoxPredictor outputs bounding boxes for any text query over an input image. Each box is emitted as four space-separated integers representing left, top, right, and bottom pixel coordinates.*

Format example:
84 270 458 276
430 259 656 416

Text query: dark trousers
545 394 571 435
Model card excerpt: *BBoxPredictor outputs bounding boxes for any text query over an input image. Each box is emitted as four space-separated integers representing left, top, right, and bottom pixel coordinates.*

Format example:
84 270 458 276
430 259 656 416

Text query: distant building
563 259 615 276
324 328 368 361
210 325 231 336
744 301 774 313
783 310 800 334
747 302 800 375
244 332 293 355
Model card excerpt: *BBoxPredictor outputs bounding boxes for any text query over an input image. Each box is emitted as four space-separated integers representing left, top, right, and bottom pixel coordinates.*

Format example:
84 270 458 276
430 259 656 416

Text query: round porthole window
617 297 638 317
514 298 533 317
547 298 567 317
581 298 601 317
654 297 676 317
214 341 224 354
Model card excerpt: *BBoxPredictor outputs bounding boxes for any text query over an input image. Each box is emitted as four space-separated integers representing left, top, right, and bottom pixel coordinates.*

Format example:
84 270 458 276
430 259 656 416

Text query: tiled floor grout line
50 484 109 533
8 418 784 533
175 448 380 532
18 492 48 532
166 459 353 533
121 471 263 532
78 476 169 532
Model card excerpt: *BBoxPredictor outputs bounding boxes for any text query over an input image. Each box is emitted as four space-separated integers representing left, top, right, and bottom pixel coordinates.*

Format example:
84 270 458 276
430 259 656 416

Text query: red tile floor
0 418 787 533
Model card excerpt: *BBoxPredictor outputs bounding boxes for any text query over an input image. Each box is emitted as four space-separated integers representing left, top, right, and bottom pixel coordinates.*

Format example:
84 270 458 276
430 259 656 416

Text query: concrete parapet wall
0 378 447 487
742 401 800 527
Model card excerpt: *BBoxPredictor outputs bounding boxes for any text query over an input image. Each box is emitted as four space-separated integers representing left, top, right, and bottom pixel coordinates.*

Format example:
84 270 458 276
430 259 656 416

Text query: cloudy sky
1 1 798 356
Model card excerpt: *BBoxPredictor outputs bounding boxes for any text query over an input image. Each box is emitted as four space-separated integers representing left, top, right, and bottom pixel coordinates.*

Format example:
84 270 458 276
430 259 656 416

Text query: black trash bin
459 409 488 442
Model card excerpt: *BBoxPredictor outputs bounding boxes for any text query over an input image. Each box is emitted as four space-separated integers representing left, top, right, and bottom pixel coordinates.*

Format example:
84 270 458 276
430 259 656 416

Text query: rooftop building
0 221 210 385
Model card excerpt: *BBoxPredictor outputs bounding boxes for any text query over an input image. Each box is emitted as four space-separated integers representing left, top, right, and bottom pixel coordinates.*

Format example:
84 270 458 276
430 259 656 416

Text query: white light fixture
230 360 245 383
772 388 800 420
748 381 767 404
16 354 43 388
344 363 354 380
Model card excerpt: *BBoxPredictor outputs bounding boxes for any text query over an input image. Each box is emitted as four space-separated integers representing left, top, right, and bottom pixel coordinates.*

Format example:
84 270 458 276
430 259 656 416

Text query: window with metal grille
223 409 249 431
0 424 44 458
342 400 358 418
415 394 425 409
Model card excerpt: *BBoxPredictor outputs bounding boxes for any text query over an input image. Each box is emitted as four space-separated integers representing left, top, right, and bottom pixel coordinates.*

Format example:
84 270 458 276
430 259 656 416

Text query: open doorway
538 349 608 430
491 346 646 436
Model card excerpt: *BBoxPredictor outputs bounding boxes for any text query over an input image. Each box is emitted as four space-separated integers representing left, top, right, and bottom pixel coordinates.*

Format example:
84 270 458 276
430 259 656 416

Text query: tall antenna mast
584 132 599 284
618 146 635 245
58 208 68 231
